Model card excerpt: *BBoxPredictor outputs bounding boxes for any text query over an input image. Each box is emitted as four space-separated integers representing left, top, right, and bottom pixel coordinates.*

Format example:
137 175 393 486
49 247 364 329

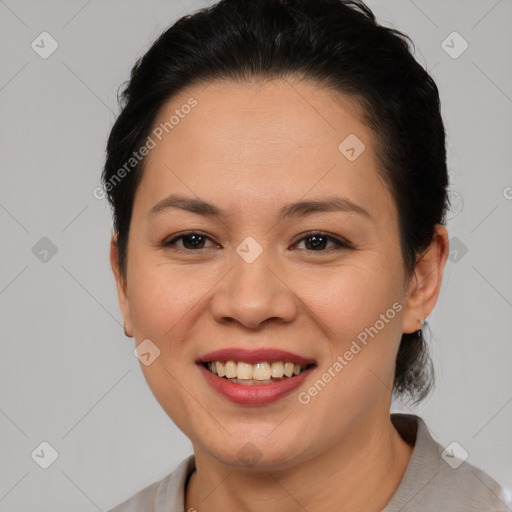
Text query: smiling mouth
203 360 315 385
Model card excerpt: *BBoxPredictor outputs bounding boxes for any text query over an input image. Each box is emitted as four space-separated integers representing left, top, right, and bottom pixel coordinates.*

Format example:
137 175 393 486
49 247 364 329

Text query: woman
103 0 510 510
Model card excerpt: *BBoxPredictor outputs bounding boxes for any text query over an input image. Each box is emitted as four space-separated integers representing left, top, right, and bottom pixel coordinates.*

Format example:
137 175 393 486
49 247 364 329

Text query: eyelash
162 230 352 254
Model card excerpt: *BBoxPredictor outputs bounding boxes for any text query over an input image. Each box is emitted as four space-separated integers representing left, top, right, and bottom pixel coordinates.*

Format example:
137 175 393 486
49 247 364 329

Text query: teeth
225 360 237 378
284 362 295 377
206 360 307 380
252 362 271 380
237 362 253 379
271 361 284 378
216 361 225 377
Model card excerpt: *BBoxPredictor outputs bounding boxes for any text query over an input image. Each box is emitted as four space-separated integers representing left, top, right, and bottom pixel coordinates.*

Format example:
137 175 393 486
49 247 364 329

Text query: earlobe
110 233 133 337
402 225 450 334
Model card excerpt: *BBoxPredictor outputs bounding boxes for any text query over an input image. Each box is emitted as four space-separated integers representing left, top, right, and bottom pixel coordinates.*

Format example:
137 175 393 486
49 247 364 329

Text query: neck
185 413 414 512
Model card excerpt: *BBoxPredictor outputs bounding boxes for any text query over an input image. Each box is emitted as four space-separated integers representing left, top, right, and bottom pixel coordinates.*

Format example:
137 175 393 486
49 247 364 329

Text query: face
112 78 442 470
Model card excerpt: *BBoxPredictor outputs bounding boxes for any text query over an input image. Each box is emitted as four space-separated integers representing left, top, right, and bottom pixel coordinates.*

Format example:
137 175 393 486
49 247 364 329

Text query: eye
292 231 350 252
162 230 351 253
163 231 218 251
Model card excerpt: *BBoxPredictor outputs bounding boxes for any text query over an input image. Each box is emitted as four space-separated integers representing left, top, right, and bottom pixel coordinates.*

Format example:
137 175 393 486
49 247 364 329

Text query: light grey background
0 0 511 510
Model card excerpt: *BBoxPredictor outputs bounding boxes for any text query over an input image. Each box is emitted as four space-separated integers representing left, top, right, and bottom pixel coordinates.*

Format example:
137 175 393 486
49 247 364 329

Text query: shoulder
106 455 196 512
386 414 511 512
436 458 511 510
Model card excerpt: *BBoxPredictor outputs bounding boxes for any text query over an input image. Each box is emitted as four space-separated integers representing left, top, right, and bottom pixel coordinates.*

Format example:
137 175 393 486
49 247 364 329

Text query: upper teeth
207 361 306 380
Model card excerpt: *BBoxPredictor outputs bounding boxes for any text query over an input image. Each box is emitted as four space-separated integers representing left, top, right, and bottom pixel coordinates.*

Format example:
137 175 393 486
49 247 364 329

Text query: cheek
125 260 218 431
292 281 402 447
303 260 400 336
296 263 403 402
127 258 214 342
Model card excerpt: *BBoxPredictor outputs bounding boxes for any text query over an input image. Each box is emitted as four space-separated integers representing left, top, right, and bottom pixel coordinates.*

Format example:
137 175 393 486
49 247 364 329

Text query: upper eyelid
294 233 347 248
165 231 218 246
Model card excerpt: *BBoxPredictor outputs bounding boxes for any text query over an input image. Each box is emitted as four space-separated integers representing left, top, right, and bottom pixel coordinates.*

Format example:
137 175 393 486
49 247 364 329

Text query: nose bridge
210 240 297 328
234 246 275 296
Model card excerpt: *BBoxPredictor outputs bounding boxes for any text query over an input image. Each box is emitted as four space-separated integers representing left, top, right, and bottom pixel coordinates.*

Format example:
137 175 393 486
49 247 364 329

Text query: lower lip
198 364 314 405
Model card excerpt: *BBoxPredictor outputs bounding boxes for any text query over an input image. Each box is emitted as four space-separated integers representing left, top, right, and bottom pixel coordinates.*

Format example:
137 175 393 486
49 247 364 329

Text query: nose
210 251 298 329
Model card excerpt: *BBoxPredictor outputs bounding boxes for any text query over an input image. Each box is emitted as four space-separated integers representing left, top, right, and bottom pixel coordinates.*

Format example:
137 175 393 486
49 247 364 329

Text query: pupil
184 234 204 249
307 235 326 250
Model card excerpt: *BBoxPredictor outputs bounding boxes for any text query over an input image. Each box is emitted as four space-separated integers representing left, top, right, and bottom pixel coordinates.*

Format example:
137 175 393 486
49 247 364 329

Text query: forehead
136 78 395 225
158 78 371 154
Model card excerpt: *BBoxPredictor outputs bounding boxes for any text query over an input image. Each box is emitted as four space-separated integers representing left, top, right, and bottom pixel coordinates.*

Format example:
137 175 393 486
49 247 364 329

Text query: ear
110 233 133 337
402 224 450 334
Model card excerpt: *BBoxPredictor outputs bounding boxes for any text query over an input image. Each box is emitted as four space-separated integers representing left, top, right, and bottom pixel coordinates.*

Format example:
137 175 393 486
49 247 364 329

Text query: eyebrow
148 194 372 220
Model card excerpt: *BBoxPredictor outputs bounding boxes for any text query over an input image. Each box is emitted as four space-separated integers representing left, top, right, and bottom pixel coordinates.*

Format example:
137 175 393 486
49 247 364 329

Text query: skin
110 78 449 511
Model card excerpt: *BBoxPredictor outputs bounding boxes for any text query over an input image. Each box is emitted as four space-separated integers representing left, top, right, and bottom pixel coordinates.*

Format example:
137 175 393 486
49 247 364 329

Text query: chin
203 435 311 472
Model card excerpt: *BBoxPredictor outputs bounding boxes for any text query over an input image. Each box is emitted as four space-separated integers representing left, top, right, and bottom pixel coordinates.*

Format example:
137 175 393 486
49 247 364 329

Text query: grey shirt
108 414 511 511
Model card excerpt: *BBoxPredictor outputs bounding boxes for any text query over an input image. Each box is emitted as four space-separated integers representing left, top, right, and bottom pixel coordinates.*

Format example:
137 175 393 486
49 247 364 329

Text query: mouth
196 348 317 403
202 360 315 385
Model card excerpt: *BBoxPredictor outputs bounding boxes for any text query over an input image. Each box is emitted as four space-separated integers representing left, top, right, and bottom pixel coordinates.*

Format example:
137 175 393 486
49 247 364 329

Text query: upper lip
197 348 316 366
